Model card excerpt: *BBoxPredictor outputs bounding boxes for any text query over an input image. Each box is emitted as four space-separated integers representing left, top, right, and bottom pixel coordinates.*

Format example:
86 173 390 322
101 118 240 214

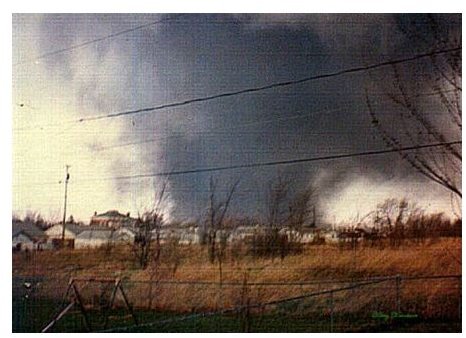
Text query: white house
75 230 113 249
13 231 35 251
45 223 88 240
300 230 317 243
12 221 49 251
322 229 339 243
116 227 136 243
278 227 303 242
229 226 263 242
149 226 193 244
178 228 199 245
74 227 135 249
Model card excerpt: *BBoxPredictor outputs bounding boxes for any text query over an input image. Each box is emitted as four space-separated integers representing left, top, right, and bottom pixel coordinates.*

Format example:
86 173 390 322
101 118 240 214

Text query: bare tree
12 213 21 222
374 198 408 231
256 174 311 259
266 174 290 228
161 236 184 278
205 177 239 287
133 212 158 269
373 198 424 247
133 181 168 270
366 14 461 199
22 210 49 230
288 184 317 231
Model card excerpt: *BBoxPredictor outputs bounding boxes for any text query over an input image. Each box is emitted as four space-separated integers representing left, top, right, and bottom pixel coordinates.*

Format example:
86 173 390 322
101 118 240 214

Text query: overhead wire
95 105 342 151
77 141 465 184
74 46 461 123
13 14 188 67
13 14 457 68
13 141 460 188
13 46 461 132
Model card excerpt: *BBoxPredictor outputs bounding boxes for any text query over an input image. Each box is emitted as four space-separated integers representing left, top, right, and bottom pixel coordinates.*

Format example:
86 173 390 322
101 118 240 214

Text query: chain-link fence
12 274 461 332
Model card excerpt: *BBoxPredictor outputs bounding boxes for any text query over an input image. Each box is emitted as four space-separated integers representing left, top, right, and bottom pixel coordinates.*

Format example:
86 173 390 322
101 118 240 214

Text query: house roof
76 229 115 240
94 210 130 218
12 221 46 241
47 223 111 235
65 223 88 234
76 226 134 240
47 223 87 235
117 227 136 235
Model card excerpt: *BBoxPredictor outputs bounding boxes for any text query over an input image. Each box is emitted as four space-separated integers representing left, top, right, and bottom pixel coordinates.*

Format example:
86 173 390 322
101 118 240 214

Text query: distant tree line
339 198 461 249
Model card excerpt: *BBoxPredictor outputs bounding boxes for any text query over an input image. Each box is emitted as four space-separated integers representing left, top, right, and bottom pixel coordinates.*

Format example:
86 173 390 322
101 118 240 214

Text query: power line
13 48 461 132
95 105 341 151
13 14 187 67
13 141 460 188
14 14 457 68
13 94 455 133
75 46 461 123
78 141 460 182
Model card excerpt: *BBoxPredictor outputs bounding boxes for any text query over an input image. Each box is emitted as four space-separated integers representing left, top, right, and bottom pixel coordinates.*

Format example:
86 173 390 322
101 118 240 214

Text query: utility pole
61 165 70 246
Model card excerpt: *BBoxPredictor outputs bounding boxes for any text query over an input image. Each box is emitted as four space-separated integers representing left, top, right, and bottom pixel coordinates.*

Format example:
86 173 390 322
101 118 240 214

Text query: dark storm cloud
127 14 406 219
28 13 461 221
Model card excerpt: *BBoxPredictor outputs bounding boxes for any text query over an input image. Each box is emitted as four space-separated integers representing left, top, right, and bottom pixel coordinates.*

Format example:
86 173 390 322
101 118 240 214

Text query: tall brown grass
13 238 461 318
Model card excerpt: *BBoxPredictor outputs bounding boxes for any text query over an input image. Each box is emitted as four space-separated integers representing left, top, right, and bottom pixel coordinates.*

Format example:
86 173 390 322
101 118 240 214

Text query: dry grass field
13 237 461 281
13 238 460 313
12 238 461 332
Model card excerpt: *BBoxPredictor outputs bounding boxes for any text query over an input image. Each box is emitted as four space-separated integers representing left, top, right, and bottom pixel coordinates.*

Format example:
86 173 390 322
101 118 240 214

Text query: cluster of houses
12 210 138 251
13 210 373 252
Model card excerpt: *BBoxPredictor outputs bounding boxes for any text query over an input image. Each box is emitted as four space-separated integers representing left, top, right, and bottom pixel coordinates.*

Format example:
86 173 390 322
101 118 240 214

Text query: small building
151 226 186 244
301 229 318 243
75 227 135 249
45 223 88 240
90 210 137 229
178 233 194 245
278 227 302 242
116 227 136 243
75 229 114 249
12 221 49 251
178 227 201 245
322 229 339 243
45 223 90 248
338 227 368 243
229 225 264 242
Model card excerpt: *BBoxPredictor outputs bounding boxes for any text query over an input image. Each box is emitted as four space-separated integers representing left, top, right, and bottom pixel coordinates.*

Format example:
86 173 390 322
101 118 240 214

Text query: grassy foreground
13 238 461 332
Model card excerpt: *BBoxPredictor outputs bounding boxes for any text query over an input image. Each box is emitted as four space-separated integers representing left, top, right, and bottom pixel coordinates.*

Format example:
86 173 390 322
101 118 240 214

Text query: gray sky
12 13 461 223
